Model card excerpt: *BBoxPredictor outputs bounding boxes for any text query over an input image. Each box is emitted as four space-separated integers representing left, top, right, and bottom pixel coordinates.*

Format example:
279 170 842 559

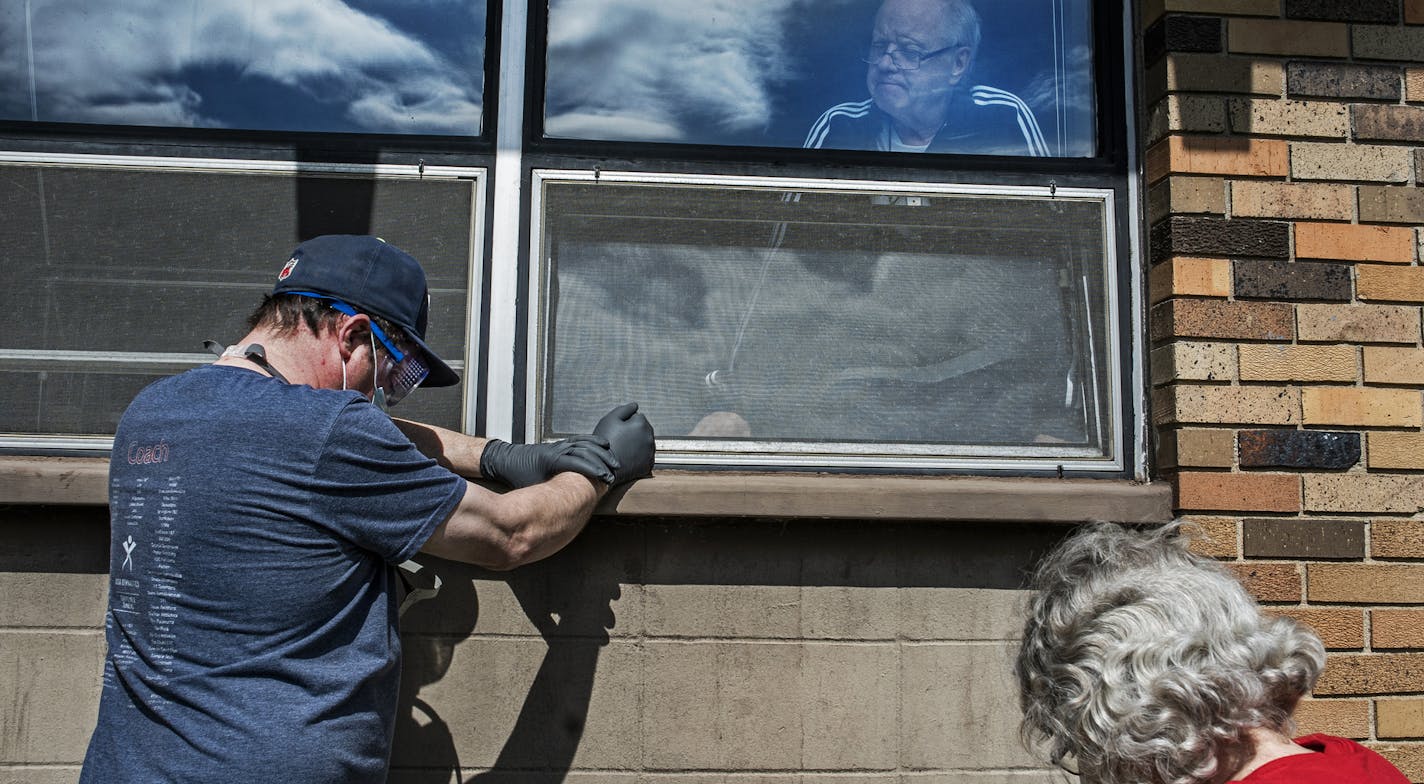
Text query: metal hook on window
1048 180 1057 198
593 166 601 183
418 159 425 180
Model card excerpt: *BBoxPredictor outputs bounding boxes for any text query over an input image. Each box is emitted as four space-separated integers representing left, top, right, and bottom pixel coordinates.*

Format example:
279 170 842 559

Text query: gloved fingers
558 433 612 450
597 402 640 427
552 438 619 483
564 440 621 472
553 454 617 485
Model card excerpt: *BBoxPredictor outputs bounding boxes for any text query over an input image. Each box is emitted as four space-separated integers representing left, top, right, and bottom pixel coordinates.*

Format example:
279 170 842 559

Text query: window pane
544 0 1095 156
535 176 1118 467
0 161 477 437
0 0 485 135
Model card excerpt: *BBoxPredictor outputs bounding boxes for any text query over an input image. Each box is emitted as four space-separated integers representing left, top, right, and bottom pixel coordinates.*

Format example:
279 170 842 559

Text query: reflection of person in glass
805 0 1047 155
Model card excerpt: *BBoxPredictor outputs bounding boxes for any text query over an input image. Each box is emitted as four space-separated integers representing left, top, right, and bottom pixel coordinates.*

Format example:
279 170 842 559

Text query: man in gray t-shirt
80 235 654 783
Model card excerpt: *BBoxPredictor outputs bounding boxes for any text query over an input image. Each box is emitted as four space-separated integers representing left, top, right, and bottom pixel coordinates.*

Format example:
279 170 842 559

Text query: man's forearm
503 472 610 567
394 418 488 478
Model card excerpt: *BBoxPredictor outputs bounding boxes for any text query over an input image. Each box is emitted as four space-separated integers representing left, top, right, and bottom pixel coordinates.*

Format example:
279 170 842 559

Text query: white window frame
522 169 1126 473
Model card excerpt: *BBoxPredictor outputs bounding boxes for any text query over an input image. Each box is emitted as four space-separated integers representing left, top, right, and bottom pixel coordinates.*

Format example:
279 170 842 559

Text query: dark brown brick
1315 654 1424 696
1244 518 1366 559
1360 184 1424 225
1234 260 1351 301
1145 15 1224 65
1239 430 1362 470
1285 0 1401 23
1151 217 1291 265
1152 299 1295 341
1354 104 1424 143
1287 61 1402 100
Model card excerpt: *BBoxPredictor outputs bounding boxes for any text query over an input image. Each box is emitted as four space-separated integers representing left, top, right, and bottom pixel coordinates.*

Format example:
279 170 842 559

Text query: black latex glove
593 402 655 485
479 435 618 488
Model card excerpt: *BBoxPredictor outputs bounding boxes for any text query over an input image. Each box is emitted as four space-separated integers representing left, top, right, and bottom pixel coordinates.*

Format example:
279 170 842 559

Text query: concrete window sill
0 456 1172 523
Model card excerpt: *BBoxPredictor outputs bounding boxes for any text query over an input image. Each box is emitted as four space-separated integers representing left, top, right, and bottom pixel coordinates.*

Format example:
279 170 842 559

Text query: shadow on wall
389 517 1072 783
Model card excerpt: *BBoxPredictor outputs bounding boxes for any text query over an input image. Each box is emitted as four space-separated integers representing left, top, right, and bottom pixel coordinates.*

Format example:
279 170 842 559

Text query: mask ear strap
202 340 291 385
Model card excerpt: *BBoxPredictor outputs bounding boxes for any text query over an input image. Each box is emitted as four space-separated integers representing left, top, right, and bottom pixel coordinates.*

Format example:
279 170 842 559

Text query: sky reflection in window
545 0 1095 157
0 0 484 135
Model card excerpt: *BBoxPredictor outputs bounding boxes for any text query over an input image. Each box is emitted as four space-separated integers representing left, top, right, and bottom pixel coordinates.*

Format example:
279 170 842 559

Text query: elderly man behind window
805 0 1046 155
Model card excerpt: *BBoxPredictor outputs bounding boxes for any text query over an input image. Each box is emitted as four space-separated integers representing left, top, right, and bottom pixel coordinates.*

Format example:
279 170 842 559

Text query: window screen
1 0 485 135
543 0 1095 157
531 173 1119 469
0 160 478 441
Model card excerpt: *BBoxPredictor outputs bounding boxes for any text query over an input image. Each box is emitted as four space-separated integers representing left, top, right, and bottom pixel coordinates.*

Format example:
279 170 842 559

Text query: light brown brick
1149 257 1233 303
1147 136 1290 184
1151 342 1236 384
1292 142 1413 183
1292 698 1372 739
1296 222 1416 263
1229 98 1349 138
1229 18 1350 57
1360 265 1424 304
1177 429 1238 469
1154 385 1300 426
1374 609 1424 649
1305 474 1424 514
1226 562 1302 602
1309 563 1424 604
1297 304 1421 344
1303 387 1422 427
1153 177 1229 223
1366 348 1424 386
1269 607 1365 648
1374 519 1424 559
1230 181 1353 220
1409 67 1424 103
1177 471 1301 513
1369 743 1424 782
1379 699 1424 740
1180 515 1239 557
1147 54 1286 99
1369 433 1424 470
1239 344 1356 383
1170 177 1229 215
1148 95 1228 146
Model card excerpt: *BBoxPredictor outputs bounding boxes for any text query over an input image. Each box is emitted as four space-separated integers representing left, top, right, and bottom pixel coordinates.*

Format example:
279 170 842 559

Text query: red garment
1233 734 1409 783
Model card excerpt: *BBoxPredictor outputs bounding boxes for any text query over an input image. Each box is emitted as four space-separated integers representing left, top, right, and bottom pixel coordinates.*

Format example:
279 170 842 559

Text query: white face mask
339 334 390 413
370 332 389 413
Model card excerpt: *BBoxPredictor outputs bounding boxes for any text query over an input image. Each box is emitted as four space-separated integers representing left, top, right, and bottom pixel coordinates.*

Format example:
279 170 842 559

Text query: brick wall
1146 0 1424 777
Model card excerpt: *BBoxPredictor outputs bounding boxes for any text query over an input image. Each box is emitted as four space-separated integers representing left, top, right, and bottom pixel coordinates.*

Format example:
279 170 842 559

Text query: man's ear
950 46 972 80
334 313 371 361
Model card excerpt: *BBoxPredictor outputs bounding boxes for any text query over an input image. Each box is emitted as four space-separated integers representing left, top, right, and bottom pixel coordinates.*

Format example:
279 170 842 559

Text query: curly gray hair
1014 523 1325 784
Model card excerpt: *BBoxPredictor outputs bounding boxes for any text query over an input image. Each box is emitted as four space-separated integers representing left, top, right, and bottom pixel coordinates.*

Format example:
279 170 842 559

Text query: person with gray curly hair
1014 522 1408 784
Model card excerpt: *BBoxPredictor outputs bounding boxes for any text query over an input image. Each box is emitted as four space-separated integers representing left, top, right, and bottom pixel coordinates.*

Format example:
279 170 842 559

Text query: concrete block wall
1 506 1077 782
1146 0 1424 778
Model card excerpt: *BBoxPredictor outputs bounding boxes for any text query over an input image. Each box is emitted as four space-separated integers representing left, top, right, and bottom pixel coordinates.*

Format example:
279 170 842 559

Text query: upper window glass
543 0 1095 156
1 0 486 135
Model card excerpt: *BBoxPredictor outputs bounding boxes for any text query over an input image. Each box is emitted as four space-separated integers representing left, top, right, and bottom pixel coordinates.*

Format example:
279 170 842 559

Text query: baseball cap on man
272 235 459 388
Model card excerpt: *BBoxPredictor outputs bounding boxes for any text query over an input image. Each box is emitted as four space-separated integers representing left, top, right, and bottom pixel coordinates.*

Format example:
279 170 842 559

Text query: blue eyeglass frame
284 291 407 362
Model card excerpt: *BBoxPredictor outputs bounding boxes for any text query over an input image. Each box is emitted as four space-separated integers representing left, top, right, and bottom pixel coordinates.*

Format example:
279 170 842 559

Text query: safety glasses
287 292 430 406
